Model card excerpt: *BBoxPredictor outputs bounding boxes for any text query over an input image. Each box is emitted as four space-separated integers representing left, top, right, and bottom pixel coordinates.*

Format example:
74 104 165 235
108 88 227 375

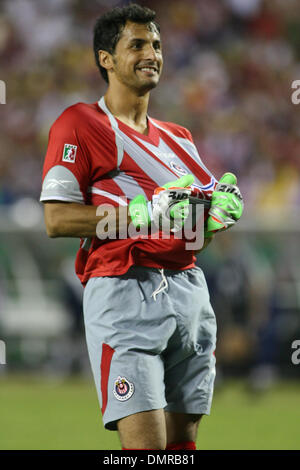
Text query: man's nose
144 44 158 61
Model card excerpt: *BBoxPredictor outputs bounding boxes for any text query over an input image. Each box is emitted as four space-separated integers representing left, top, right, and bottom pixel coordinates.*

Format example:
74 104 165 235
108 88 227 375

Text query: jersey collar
98 96 159 146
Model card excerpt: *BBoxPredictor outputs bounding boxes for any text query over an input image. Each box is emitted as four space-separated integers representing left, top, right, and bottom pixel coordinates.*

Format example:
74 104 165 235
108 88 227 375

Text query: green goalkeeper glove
129 174 194 231
204 172 244 238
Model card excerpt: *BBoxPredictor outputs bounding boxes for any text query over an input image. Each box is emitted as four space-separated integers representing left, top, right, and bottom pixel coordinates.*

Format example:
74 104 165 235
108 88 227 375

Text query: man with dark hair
40 3 243 450
93 3 160 84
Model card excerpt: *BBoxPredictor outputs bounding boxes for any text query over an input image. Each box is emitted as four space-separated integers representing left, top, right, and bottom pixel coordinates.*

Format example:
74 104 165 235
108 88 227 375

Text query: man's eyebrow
128 37 161 45
129 38 145 44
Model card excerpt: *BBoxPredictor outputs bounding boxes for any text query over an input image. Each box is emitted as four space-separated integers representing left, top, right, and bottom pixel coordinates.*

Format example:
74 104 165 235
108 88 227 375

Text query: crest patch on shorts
62 144 77 163
113 376 134 401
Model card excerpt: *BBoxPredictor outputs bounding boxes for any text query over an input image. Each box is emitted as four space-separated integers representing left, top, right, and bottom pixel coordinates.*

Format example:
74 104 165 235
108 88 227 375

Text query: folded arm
43 201 131 238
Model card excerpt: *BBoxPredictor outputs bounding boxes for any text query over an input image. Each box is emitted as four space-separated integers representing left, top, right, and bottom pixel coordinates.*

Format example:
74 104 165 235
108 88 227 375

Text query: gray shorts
83 266 217 431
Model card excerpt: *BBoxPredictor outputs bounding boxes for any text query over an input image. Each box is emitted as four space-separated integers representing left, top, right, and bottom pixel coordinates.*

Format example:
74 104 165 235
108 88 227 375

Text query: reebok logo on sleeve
62 144 77 163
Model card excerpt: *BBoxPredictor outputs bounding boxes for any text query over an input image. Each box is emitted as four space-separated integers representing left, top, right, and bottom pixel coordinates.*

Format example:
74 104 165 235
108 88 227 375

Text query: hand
152 174 194 232
204 172 243 238
128 174 194 231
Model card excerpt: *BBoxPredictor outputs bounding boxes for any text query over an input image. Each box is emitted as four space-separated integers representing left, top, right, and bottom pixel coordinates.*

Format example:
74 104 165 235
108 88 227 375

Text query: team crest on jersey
62 144 77 163
169 161 188 176
113 376 134 401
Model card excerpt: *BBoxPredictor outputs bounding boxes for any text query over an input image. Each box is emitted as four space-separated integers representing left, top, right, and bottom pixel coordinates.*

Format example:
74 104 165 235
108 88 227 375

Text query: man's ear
98 50 114 74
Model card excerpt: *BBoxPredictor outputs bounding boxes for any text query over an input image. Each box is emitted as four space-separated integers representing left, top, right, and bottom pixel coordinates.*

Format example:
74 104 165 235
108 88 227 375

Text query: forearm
44 202 131 238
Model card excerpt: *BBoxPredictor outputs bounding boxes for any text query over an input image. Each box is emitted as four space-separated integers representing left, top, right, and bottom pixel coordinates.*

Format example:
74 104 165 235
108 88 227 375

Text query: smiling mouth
136 66 158 74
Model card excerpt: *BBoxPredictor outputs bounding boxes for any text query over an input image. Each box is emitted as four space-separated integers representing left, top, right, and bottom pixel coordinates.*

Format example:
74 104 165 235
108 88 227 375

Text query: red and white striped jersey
40 97 217 285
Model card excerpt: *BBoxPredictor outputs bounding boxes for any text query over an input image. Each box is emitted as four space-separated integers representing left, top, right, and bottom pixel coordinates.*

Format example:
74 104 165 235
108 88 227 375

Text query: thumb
219 172 237 185
163 174 194 189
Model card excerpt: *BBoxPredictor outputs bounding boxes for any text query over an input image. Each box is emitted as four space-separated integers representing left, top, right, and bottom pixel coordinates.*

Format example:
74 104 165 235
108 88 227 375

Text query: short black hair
93 3 160 83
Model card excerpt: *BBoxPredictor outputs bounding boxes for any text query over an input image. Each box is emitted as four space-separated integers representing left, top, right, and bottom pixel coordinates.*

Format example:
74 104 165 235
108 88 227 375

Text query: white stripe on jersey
118 129 175 186
98 97 170 196
97 95 215 198
88 187 128 206
110 173 148 201
98 96 174 187
150 119 215 180
134 135 207 185
98 97 124 168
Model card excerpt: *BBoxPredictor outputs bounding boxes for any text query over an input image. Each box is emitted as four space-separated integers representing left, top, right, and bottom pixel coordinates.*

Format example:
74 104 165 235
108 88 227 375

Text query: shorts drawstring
151 269 169 301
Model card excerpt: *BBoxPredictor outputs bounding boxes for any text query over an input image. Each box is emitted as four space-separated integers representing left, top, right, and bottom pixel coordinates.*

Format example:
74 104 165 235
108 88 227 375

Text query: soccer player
40 4 243 450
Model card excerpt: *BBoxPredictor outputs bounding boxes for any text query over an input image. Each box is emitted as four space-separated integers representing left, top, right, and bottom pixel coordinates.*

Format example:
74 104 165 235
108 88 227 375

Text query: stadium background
0 0 300 449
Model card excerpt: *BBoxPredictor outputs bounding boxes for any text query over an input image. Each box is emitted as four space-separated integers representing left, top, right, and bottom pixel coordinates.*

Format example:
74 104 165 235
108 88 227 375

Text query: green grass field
0 375 299 450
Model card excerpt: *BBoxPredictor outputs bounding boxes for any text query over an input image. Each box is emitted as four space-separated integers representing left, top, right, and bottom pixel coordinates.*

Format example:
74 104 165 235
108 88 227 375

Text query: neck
104 83 150 132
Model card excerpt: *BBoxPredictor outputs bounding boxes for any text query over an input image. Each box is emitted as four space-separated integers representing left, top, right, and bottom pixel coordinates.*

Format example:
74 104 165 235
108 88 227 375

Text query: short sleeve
40 109 91 204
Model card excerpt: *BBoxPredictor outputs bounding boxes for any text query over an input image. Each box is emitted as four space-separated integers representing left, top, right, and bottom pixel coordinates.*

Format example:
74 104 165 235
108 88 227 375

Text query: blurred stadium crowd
0 0 300 385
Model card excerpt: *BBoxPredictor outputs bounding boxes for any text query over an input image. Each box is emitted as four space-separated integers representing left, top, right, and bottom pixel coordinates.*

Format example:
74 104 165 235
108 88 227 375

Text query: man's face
109 21 163 93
